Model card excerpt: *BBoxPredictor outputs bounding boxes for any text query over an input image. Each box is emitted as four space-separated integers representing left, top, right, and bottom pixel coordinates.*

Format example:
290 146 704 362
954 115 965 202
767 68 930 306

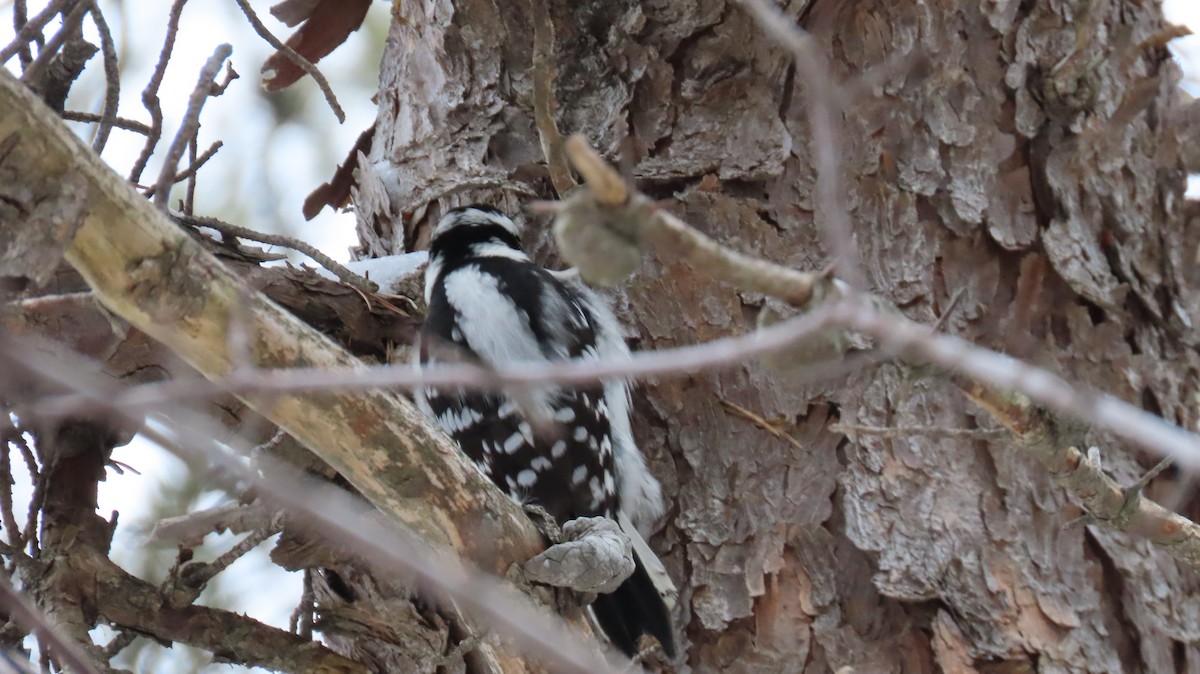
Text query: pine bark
353 0 1200 671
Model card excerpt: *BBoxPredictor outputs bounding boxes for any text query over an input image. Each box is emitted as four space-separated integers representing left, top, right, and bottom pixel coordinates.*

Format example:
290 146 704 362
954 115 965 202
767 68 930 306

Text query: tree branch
0 67 543 576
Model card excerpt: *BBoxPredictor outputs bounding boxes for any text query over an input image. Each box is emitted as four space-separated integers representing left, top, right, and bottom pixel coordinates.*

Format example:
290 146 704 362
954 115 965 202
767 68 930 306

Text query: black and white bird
415 205 676 658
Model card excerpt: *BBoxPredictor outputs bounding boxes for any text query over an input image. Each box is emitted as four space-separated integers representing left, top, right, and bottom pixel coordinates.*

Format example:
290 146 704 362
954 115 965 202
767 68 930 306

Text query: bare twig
289 569 314 639
101 630 136 661
140 421 620 674
531 0 576 197
128 0 188 184
86 0 118 154
0 0 76 66
0 575 100 674
0 443 23 553
561 136 823 305
830 302 1200 473
830 423 1009 440
720 400 806 451
14 440 40 558
142 141 222 200
736 0 862 288
184 136 198 214
61 112 150 135
11 0 33 68
233 0 345 123
172 212 378 293
19 1 88 88
171 524 280 605
151 44 231 210
965 385 1200 566
34 302 840 415
563 136 627 207
150 501 275 546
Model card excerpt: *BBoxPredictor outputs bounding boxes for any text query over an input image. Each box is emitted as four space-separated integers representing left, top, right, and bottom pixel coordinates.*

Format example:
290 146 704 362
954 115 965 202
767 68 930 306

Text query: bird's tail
590 513 677 658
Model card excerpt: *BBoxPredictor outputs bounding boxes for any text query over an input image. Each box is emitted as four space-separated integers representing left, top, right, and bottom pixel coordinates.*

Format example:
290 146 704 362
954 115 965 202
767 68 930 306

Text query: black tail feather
591 550 676 658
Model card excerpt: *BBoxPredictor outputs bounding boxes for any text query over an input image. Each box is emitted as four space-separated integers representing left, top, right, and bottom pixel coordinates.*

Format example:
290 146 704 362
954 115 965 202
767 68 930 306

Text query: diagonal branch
0 65 541 574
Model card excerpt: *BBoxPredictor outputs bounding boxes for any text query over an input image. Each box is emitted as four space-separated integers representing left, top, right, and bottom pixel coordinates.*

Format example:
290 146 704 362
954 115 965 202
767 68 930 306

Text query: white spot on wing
517 469 538 487
503 433 525 454
571 465 588 485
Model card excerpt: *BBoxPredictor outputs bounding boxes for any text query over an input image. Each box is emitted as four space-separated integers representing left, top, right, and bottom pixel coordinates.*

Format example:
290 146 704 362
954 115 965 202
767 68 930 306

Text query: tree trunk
350 0 1200 671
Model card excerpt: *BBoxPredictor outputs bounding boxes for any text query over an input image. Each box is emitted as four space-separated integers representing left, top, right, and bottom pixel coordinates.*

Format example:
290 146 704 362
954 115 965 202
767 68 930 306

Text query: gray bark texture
351 0 1200 672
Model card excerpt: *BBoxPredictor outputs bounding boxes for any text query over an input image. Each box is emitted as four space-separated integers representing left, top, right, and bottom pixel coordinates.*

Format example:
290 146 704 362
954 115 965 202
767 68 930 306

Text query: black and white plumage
415 205 675 657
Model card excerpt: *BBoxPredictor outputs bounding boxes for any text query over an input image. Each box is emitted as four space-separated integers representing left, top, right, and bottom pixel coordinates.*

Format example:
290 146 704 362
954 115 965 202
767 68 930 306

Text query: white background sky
4 1 1200 672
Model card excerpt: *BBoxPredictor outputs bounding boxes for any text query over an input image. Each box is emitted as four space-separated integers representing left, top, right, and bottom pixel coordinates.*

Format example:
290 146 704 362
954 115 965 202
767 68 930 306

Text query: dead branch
85 0 117 154
35 302 840 414
736 0 862 288
150 501 276 547
234 0 345 123
966 383 1200 567
61 111 149 135
0 0 77 66
561 135 824 305
0 65 541 573
150 44 231 210
127 0 187 185
173 213 378 293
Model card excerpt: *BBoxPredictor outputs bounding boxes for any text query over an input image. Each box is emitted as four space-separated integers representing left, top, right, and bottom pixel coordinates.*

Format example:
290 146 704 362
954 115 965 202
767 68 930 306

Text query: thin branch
233 0 345 123
85 0 118 154
184 136 198 214
150 501 274 546
0 0 76 66
100 630 136 661
136 423 620 674
12 0 32 68
169 524 280 605
830 423 1009 440
141 141 222 199
719 400 806 451
19 1 88 88
735 0 862 288
128 0 188 185
15 440 40 558
35 303 840 416
151 44 231 210
0 575 100 674
0 443 23 553
966 384 1200 566
531 0 576 197
562 136 824 306
289 569 314 639
830 301 1200 473
172 212 378 293
61 112 150 135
